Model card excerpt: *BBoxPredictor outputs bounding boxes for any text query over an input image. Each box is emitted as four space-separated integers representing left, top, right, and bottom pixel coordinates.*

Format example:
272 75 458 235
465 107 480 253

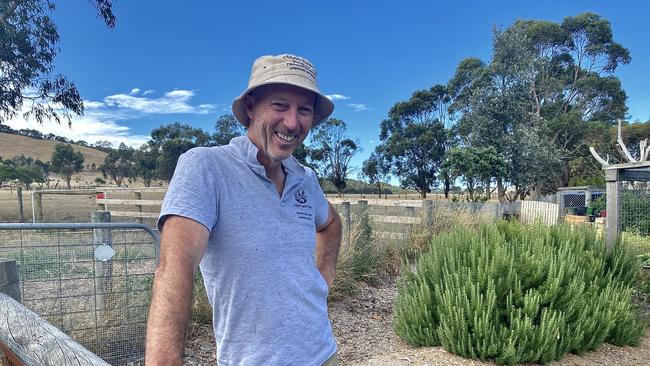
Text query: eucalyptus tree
361 149 392 198
0 0 115 125
378 88 447 198
50 143 84 189
213 114 246 146
308 118 359 197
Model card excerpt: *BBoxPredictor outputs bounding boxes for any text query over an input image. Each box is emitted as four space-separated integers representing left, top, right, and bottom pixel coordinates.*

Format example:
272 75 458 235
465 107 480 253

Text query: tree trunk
444 177 451 199
497 178 506 204
65 176 72 190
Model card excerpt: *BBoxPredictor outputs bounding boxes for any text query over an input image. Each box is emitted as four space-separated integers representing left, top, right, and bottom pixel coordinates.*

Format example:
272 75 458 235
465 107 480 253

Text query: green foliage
378 87 449 198
589 196 606 215
191 271 212 325
394 222 644 364
442 146 505 201
621 192 650 235
331 205 398 297
149 122 211 181
361 149 392 198
446 12 631 196
101 143 135 187
309 118 359 197
0 0 114 125
50 143 84 189
212 114 245 146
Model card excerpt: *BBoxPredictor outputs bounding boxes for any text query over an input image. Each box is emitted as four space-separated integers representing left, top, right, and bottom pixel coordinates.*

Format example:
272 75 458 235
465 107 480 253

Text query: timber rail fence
0 259 110 366
0 222 160 365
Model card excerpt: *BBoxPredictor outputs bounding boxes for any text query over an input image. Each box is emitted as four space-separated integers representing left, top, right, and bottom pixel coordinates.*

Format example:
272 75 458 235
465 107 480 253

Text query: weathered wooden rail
0 259 110 366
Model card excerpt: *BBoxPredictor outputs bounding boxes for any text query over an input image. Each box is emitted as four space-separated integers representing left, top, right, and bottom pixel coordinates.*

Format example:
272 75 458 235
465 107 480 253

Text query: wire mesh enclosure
604 162 650 248
617 166 650 237
0 223 159 365
556 186 605 217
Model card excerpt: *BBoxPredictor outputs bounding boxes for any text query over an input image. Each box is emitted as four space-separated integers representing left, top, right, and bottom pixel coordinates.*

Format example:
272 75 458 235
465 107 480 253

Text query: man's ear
245 95 255 121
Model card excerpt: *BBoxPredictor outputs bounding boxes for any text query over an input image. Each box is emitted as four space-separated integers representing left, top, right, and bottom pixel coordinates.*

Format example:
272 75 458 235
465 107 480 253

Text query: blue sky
7 0 650 174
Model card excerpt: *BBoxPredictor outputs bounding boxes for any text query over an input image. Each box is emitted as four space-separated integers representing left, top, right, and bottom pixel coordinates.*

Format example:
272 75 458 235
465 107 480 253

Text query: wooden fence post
134 191 143 223
91 211 113 308
357 200 368 217
423 200 433 227
0 259 21 303
34 192 44 223
17 187 24 223
605 169 619 251
342 202 351 246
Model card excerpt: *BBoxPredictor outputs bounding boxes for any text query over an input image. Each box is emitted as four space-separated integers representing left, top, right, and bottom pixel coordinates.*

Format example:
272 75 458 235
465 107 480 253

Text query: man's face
245 84 316 165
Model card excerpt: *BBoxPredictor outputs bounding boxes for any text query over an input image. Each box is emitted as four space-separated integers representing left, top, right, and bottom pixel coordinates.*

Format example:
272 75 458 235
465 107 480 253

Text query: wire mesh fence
556 186 605 217
619 170 650 237
0 223 159 365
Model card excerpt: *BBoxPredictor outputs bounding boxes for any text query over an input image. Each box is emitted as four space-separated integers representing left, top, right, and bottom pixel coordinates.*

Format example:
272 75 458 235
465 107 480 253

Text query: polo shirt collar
229 136 306 178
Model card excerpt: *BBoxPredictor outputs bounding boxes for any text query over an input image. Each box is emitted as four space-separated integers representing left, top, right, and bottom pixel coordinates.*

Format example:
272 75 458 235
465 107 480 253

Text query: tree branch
589 147 609 166
616 119 636 162
0 0 21 27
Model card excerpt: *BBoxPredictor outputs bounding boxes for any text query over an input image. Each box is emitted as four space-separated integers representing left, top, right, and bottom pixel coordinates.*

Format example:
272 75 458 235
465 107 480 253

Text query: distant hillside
0 132 107 167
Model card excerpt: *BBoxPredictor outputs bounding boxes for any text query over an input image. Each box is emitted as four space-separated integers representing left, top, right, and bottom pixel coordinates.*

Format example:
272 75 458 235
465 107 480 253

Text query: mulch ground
183 280 650 365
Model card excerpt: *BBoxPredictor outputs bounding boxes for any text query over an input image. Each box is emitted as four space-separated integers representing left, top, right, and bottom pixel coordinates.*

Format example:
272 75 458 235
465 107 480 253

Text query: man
145 54 342 365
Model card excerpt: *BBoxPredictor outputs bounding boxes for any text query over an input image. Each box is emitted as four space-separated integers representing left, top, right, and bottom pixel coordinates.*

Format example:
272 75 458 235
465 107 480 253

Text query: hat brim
232 78 334 128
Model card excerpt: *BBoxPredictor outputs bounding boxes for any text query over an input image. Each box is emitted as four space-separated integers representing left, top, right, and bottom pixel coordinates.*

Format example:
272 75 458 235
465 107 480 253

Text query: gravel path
184 281 650 365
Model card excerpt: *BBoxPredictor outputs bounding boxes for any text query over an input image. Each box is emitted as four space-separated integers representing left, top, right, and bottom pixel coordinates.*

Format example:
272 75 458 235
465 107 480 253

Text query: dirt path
184 281 650 365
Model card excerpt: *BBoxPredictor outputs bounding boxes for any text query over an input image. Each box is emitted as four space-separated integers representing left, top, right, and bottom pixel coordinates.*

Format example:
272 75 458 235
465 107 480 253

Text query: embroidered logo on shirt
294 189 312 221
295 189 307 204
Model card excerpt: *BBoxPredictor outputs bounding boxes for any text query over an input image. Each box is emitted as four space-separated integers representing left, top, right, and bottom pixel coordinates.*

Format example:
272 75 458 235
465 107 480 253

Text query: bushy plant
191 271 212 325
331 205 398 297
394 222 644 364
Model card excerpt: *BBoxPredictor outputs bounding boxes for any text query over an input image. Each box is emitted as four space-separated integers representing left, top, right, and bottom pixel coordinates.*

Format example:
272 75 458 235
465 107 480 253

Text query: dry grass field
0 132 107 167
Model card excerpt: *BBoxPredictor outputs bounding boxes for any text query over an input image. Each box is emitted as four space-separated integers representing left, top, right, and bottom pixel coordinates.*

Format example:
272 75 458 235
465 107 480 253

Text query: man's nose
284 108 300 130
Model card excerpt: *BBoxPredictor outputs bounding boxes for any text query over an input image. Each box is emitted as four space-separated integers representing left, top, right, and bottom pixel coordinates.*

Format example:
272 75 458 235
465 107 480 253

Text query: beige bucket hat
232 54 334 127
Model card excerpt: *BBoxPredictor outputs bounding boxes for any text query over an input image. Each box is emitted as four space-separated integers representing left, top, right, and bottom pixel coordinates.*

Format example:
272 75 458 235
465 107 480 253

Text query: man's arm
145 215 209 365
316 203 342 288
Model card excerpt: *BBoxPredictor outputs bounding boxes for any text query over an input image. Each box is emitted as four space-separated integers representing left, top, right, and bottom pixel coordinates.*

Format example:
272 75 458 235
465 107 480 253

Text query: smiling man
145 54 342 366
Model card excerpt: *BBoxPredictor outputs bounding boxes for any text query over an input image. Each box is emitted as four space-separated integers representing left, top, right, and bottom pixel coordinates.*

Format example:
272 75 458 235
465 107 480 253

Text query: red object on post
96 193 105 199
600 210 607 218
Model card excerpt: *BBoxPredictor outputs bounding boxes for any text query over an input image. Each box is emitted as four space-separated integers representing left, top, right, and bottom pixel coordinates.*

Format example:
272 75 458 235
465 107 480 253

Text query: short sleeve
308 170 330 229
157 148 219 233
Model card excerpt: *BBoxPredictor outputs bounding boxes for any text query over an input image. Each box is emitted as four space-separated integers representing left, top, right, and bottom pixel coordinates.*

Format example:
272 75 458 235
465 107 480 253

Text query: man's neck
256 150 285 196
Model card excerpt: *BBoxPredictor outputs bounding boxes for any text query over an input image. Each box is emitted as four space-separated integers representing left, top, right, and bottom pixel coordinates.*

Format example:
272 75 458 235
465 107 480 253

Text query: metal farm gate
0 223 159 365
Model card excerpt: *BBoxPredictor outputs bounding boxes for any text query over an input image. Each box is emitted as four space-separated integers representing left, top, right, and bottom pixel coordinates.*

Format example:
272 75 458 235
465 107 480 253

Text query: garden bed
183 279 650 365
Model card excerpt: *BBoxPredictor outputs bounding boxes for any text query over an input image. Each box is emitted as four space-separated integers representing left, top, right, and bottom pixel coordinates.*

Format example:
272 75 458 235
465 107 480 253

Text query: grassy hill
0 132 107 167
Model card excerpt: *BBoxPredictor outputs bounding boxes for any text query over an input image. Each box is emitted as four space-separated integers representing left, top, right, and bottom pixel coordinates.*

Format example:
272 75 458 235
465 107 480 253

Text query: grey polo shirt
158 136 336 365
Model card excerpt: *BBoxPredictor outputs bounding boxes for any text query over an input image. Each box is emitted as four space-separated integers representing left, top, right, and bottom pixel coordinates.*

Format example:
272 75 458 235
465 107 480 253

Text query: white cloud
103 89 215 114
83 101 105 109
3 87 218 148
348 103 369 112
5 112 149 148
143 89 155 96
325 94 350 101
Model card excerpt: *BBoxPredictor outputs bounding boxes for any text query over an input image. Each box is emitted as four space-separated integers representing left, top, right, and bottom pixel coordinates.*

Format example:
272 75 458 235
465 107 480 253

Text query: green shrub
331 205 399 297
394 221 644 364
191 271 212 325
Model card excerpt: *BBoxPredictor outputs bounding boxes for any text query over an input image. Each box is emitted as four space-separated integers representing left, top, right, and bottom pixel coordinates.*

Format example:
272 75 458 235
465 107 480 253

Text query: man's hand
316 203 342 288
145 216 208 366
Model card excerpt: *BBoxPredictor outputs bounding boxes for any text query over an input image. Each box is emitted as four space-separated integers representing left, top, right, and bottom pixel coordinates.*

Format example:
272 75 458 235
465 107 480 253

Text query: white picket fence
519 200 559 226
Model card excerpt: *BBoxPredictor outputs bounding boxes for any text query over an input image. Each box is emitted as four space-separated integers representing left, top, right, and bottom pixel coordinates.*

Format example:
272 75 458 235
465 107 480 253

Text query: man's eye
272 102 288 110
299 107 314 116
